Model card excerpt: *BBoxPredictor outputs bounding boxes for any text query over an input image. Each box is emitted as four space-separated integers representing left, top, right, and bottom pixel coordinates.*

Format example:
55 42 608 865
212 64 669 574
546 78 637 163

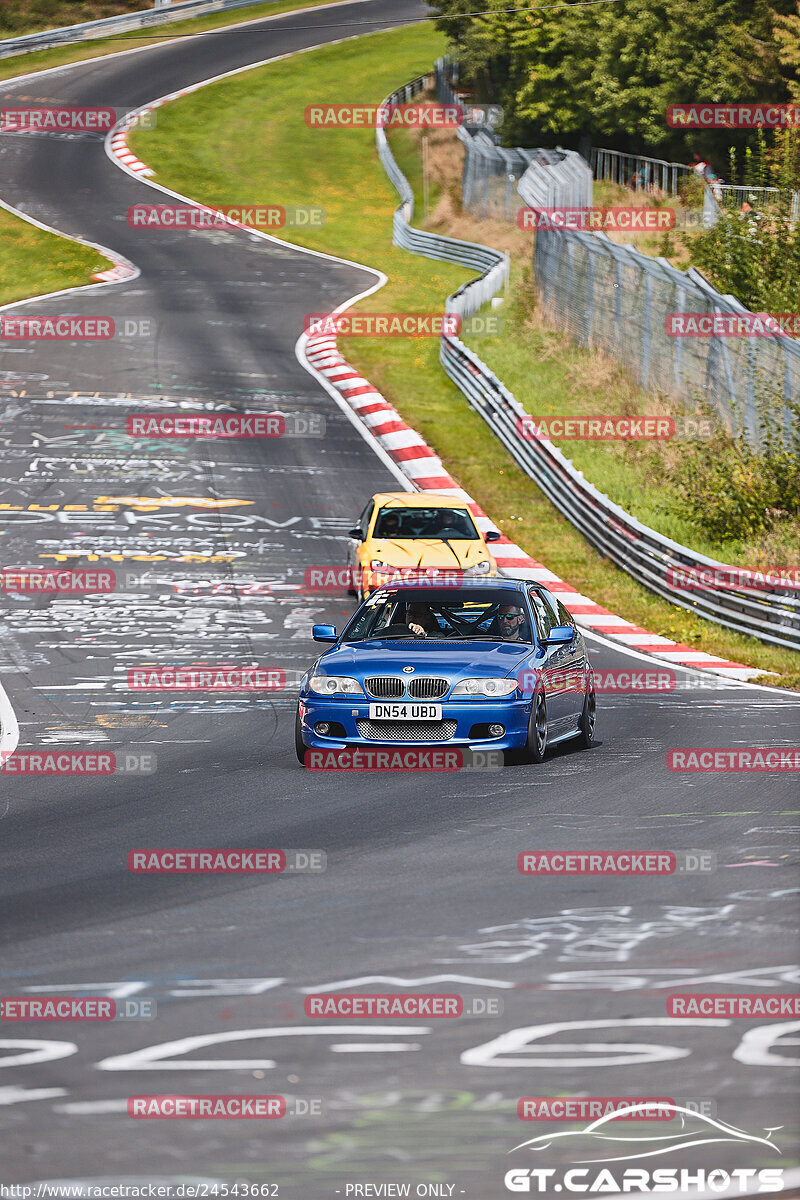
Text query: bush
669 386 800 541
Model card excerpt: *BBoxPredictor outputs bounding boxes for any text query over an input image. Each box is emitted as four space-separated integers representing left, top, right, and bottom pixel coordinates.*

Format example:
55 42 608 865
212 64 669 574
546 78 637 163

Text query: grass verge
0 206 110 307
128 24 800 683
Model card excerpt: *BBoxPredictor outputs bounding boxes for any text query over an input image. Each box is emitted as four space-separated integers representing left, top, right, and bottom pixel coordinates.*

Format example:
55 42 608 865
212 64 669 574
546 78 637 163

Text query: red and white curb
303 333 758 682
109 105 160 176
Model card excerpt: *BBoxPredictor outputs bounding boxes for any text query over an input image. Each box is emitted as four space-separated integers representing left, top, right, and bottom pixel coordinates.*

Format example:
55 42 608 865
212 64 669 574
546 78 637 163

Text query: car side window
359 502 374 537
527 588 553 642
557 599 577 630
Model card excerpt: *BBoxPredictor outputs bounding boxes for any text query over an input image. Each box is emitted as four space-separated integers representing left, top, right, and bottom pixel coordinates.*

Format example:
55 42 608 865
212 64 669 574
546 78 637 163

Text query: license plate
369 703 442 721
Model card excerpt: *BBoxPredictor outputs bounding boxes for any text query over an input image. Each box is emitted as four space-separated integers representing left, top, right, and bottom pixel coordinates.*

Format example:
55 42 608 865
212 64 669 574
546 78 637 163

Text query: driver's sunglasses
499 612 521 621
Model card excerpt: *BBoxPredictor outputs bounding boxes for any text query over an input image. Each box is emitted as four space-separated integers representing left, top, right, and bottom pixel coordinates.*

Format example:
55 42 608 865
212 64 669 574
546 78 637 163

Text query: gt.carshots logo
504 1169 785 1193
505 1104 784 1192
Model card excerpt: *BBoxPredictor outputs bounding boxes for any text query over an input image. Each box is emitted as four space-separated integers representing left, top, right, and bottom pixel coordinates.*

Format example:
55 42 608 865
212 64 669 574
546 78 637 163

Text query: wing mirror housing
543 624 574 646
312 624 338 643
485 530 501 542
348 527 363 540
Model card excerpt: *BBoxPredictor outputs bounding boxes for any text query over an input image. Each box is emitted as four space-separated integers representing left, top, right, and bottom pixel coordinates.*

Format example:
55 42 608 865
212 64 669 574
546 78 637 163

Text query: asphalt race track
0 2 799 1194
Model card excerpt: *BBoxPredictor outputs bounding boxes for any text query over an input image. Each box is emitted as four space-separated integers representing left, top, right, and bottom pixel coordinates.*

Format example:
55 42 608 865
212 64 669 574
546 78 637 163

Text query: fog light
315 722 330 735
488 723 505 737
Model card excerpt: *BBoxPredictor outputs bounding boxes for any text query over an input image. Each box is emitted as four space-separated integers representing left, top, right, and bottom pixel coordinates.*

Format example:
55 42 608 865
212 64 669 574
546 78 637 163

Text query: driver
493 603 528 642
406 602 437 637
378 510 402 538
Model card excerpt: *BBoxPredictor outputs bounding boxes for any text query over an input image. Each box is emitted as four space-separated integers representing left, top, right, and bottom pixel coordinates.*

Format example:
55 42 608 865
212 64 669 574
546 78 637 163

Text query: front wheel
577 681 596 749
525 693 548 763
294 707 307 765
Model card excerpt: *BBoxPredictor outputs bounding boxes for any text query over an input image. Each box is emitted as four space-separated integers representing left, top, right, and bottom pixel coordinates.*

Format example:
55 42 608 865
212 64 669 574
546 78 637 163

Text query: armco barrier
376 76 800 653
0 0 274 59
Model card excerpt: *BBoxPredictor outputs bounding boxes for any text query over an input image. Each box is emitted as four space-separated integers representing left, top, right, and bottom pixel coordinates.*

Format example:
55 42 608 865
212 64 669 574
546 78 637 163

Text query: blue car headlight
309 674 365 697
451 677 517 698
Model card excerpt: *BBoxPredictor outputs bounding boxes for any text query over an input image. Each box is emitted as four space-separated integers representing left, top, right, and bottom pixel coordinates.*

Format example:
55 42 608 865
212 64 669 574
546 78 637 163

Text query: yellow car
348 492 500 600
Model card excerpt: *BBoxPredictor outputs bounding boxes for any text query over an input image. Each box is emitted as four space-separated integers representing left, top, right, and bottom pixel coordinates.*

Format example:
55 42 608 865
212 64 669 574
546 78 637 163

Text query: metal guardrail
373 73 800 651
440 335 800 650
703 182 800 226
592 147 689 196
0 0 273 59
377 74 510 319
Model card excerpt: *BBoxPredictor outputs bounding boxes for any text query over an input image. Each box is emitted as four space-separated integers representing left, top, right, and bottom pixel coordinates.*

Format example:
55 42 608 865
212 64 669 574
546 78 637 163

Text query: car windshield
342 589 533 643
373 506 480 540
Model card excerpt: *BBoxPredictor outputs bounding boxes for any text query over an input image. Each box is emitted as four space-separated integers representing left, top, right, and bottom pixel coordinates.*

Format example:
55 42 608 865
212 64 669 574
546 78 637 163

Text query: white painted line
0 679 20 768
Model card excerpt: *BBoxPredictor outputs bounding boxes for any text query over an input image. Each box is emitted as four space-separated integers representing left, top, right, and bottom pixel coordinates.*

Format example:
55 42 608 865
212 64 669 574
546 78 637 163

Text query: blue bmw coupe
295 578 596 765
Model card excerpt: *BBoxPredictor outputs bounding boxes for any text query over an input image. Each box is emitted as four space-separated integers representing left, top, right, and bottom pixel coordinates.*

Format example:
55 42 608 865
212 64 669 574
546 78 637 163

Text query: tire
294 707 307 765
577 680 596 749
525 693 548 764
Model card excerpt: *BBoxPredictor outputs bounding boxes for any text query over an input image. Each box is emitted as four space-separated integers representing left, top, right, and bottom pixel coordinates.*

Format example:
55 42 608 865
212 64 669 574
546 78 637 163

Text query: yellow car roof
370 492 472 510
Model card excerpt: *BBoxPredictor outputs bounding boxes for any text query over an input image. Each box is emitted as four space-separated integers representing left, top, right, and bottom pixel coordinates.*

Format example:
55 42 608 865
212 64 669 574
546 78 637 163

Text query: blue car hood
316 638 534 681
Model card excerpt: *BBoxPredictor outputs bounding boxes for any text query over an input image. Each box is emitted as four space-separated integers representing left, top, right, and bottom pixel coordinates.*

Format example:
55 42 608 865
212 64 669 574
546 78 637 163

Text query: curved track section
0 5 798 1193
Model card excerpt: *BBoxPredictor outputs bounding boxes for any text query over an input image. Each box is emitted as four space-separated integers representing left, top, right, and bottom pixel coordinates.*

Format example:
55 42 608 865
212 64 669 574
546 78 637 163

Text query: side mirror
348 527 363 541
543 624 574 646
312 624 337 643
484 530 501 542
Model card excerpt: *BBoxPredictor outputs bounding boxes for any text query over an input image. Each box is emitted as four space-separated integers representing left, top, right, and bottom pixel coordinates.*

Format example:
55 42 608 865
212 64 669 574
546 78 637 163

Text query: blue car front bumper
297 695 533 751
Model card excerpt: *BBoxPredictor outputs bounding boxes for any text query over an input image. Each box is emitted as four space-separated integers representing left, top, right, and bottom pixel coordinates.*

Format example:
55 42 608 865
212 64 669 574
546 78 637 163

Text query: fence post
640 270 653 387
